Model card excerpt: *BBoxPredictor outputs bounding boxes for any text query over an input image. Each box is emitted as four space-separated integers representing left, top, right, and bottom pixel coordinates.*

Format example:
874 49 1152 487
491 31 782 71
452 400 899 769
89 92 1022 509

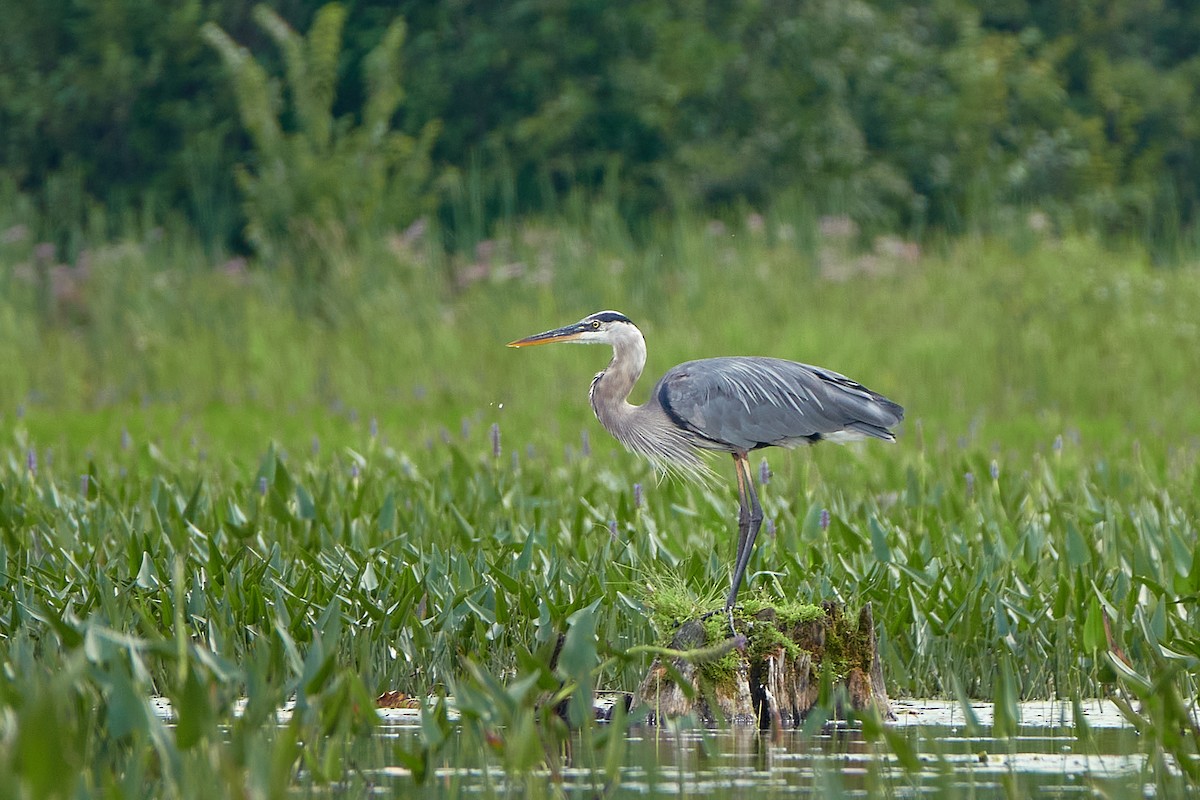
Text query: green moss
689 596 859 689
678 598 876 691
773 602 826 627
745 620 802 663
697 614 742 686
804 605 872 681
639 571 724 639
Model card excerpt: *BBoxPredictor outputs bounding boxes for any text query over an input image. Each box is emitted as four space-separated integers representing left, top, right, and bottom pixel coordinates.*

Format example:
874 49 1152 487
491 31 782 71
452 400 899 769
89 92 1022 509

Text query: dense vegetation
2 0 1199 256
2 209 1199 794
1 0 1198 796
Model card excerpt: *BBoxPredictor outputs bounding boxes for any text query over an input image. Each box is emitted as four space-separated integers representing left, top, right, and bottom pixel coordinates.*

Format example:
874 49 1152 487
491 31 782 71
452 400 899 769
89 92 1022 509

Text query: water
360 700 1164 798
152 698 1179 797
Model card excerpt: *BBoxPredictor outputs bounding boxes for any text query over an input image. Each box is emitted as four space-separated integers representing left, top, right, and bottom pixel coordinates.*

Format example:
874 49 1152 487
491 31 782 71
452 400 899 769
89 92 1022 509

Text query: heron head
508 310 637 348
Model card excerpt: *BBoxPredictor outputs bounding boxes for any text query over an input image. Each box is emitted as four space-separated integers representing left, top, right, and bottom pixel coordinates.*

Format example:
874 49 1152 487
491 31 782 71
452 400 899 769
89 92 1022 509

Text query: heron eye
591 320 601 329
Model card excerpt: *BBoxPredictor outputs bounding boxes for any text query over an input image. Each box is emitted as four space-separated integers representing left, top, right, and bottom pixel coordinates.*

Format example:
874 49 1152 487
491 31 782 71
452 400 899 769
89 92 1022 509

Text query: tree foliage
0 0 1198 252
202 4 439 272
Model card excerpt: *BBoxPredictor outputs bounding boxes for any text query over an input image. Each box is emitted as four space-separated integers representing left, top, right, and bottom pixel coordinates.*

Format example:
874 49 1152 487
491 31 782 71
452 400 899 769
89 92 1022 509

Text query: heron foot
699 607 742 642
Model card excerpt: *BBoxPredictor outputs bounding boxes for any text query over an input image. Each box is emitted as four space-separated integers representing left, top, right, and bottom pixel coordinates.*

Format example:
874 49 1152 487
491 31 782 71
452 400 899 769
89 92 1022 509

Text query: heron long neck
589 328 647 441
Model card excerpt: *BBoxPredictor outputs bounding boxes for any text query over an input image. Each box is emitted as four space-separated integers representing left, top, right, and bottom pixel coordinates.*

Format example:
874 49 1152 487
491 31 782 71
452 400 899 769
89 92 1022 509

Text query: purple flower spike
965 472 975 497
26 448 36 475
633 482 643 509
490 422 501 459
765 518 776 538
608 520 618 541
759 459 771 486
819 508 830 532
257 476 268 496
990 460 1000 481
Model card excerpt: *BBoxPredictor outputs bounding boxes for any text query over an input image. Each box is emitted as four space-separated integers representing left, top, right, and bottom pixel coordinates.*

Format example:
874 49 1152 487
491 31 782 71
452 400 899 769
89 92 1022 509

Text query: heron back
653 356 903 453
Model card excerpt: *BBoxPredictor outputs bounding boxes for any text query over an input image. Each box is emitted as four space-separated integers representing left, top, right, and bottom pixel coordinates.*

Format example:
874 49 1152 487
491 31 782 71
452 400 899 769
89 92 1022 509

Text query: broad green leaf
1081 595 1105 653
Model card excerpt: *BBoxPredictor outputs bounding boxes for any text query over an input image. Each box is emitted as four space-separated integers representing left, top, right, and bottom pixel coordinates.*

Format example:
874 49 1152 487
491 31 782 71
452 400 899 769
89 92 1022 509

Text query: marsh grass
1 426 1197 795
0 208 1198 794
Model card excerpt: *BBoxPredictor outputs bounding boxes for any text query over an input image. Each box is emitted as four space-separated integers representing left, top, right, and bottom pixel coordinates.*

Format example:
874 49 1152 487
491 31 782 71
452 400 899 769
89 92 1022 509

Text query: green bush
1 0 1199 250
203 4 440 286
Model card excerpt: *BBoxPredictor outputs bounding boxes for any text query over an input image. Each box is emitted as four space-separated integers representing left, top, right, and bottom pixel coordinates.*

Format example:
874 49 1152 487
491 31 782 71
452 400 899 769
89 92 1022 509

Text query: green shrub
203 4 440 288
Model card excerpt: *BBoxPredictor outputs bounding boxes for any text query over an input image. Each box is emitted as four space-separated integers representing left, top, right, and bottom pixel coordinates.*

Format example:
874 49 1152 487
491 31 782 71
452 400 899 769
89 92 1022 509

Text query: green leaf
951 673 983 736
1065 522 1090 566
869 517 890 563
175 667 215 750
295 483 316 521
182 478 204 523
360 560 379 592
558 601 600 678
102 665 148 741
224 498 251 537
992 657 1020 739
135 552 160 590
1106 652 1152 694
1081 595 1106 653
377 491 397 533
1071 697 1093 745
558 600 600 727
16 685 77 798
883 725 922 773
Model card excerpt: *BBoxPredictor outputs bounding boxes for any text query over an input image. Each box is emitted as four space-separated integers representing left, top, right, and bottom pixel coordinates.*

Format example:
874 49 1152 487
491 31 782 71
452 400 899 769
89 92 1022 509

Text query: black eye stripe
588 311 633 325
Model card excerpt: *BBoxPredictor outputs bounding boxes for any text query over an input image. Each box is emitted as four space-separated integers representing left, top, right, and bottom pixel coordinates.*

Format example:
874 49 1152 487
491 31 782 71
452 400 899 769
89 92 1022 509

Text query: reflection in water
364 700 1158 798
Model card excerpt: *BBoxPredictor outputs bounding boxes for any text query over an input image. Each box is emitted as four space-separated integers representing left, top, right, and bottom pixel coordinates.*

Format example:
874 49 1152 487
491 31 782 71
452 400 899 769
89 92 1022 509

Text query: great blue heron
508 310 903 621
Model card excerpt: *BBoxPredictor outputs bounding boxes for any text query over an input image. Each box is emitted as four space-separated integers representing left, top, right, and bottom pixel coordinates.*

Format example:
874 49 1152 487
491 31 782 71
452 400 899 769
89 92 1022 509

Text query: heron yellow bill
507 321 589 347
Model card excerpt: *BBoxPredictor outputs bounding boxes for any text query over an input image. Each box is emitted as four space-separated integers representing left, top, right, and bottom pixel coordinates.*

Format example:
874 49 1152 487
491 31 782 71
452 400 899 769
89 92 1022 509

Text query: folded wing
654 357 904 452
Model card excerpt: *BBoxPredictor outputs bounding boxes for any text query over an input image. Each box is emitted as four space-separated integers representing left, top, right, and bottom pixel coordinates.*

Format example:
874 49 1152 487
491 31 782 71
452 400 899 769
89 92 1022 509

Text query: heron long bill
507 321 591 347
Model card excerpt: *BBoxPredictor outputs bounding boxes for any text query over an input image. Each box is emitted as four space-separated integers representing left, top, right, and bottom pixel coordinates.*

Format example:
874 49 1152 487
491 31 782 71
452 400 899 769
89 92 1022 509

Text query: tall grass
3 207 1199 451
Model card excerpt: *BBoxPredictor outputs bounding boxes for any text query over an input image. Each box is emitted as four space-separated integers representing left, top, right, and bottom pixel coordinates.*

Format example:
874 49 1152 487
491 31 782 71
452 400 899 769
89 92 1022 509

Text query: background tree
1 0 1197 254
203 4 439 281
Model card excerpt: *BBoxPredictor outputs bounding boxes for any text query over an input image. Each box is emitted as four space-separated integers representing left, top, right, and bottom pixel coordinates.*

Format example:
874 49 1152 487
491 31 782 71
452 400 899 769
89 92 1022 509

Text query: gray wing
653 357 904 452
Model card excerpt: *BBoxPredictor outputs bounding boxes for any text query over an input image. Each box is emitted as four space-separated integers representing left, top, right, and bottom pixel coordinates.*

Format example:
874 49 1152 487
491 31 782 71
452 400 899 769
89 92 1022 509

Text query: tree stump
633 602 891 728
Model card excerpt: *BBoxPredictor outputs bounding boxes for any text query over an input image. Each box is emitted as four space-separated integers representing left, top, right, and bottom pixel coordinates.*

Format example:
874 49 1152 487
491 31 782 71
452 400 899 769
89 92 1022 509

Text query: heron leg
731 453 751 578
725 453 763 614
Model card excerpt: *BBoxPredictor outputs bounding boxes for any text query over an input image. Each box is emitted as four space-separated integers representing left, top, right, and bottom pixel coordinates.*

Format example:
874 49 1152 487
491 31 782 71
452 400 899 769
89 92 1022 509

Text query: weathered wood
633 602 891 727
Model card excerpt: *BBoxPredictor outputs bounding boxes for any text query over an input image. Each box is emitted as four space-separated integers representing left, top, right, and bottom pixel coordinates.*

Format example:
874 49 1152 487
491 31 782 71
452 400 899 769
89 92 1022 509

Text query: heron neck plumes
584 323 712 482
588 322 646 433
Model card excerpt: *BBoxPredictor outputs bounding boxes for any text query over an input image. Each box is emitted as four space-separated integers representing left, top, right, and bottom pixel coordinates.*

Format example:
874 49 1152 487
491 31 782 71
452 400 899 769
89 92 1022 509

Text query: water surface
355 700 1166 798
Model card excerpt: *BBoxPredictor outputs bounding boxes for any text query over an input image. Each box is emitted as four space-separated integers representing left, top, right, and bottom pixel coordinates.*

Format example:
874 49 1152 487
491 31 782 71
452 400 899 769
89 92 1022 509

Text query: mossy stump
633 602 890 728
